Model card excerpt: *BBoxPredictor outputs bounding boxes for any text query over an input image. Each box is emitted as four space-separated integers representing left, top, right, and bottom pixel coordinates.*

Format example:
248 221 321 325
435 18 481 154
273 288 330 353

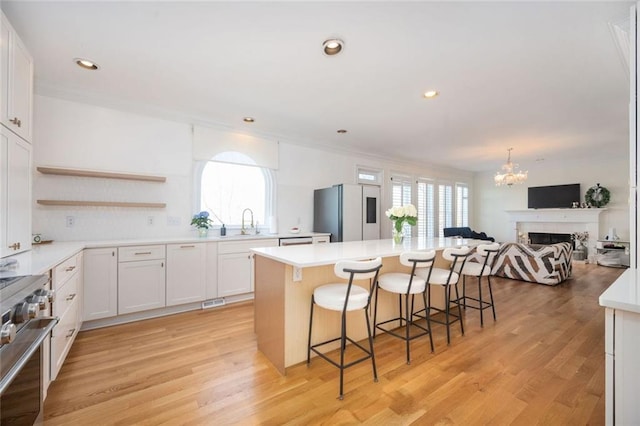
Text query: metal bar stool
307 257 383 400
459 243 501 326
415 246 471 345
373 250 436 364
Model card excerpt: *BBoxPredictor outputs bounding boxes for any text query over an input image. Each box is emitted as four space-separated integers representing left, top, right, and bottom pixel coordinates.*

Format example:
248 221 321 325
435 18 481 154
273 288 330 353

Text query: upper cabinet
1 126 32 257
1 11 34 142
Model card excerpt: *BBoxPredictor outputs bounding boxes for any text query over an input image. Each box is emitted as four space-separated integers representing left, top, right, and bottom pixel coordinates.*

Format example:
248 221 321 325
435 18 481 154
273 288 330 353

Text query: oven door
0 317 58 426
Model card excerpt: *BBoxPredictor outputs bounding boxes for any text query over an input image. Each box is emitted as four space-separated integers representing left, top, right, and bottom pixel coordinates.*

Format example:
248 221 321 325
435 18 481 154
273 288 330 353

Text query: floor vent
202 298 225 309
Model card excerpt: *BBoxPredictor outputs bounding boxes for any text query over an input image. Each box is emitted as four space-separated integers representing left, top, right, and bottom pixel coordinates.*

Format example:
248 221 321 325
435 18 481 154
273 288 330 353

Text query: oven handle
0 317 58 394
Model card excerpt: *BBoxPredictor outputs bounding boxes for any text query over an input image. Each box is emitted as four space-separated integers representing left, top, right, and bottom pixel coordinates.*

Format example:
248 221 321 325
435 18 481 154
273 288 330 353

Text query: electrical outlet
167 216 181 226
147 216 154 226
66 216 75 227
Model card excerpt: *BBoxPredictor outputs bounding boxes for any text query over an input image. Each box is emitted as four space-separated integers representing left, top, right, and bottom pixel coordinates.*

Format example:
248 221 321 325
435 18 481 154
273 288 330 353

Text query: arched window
195 152 275 229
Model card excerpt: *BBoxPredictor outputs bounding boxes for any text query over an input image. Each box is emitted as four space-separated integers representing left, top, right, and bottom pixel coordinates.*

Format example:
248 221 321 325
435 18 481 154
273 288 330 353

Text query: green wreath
585 183 610 208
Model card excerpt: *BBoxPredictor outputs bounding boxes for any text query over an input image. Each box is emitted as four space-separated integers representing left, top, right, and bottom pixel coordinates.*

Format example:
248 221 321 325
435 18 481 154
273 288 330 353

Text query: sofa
490 242 573 285
443 227 495 242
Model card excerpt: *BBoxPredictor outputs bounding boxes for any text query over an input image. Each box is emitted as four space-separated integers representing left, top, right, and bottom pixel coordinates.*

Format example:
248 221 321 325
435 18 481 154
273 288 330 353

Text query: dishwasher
279 237 314 246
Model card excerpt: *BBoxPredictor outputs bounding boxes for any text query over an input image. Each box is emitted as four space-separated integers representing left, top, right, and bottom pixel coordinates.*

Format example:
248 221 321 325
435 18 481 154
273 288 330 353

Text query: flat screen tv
527 184 581 209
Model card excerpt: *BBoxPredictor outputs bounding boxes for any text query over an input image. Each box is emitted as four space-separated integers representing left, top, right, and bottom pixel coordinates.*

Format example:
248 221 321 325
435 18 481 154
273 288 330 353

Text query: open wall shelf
37 166 166 183
37 200 166 208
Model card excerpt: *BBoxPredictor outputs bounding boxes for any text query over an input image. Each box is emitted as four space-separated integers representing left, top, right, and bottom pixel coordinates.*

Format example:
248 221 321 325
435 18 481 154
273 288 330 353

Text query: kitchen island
252 237 481 374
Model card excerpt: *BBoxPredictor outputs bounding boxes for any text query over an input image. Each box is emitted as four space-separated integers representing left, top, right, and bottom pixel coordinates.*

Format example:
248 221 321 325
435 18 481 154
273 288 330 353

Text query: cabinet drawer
119 245 165 262
218 239 278 254
51 297 79 380
53 271 79 318
53 252 81 290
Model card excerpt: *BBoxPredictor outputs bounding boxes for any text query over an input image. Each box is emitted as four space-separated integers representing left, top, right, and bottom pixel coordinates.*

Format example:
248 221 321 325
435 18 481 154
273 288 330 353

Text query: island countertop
251 237 482 268
599 268 640 314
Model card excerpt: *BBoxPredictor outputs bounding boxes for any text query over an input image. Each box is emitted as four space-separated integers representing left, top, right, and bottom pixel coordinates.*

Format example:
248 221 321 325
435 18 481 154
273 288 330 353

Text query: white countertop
599 268 640 314
252 237 482 268
0 232 329 278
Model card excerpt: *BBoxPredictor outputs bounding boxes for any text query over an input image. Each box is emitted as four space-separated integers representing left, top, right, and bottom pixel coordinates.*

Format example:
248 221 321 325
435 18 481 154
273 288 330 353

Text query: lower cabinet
166 243 206 306
217 239 278 297
118 245 166 315
50 251 83 381
83 247 117 321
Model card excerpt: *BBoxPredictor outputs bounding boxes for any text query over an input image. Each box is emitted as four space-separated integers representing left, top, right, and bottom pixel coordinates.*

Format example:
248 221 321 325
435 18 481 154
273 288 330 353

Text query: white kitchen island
599 269 640 425
252 237 481 375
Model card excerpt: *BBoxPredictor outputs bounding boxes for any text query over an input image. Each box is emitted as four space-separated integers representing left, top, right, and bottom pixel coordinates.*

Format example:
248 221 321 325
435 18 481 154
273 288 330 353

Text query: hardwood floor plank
44 263 623 425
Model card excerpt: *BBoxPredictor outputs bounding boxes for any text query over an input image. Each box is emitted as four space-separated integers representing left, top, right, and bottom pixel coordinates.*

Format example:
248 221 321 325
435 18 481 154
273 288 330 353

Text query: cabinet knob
9 117 21 127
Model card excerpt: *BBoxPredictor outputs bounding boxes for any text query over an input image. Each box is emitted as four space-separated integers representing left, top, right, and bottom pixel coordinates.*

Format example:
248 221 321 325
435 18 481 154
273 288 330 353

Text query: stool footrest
456 296 493 311
375 317 432 342
309 336 373 370
414 306 462 326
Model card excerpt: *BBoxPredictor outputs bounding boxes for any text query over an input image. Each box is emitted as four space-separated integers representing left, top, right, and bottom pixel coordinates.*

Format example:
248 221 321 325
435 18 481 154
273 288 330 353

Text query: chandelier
494 148 527 186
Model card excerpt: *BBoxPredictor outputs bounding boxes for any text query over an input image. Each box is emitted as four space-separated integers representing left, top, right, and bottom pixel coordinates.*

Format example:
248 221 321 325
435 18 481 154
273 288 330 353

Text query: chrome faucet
241 208 254 235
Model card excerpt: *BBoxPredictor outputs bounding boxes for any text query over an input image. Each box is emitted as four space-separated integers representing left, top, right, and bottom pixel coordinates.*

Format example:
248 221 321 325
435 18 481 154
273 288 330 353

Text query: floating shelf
37 166 166 183
37 200 166 208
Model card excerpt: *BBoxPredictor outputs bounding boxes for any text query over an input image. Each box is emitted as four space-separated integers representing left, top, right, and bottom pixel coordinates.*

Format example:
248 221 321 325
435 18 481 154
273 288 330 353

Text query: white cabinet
312 235 330 244
118 245 166 315
605 307 640 424
0 126 31 257
1 12 34 142
166 243 206 306
50 251 83 380
83 247 118 321
217 239 278 297
205 242 218 299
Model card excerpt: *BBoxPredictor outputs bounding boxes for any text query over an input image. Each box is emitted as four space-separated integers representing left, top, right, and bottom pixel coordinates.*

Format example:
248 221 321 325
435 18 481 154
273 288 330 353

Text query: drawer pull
66 293 76 301
65 328 76 338
135 251 152 255
9 117 21 127
180 245 196 248
65 266 76 272
8 242 20 250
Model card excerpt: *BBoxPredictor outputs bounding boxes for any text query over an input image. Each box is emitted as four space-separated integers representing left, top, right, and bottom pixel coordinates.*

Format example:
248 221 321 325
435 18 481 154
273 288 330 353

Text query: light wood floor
44 263 624 425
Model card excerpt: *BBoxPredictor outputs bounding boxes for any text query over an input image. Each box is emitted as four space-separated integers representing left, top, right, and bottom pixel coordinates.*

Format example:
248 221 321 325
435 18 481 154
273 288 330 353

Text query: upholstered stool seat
307 257 383 400
373 250 436 364
314 284 370 311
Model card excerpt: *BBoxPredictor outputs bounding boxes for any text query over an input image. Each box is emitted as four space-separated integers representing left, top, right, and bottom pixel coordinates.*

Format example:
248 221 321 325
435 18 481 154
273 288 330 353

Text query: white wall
33 95 474 241
473 154 629 244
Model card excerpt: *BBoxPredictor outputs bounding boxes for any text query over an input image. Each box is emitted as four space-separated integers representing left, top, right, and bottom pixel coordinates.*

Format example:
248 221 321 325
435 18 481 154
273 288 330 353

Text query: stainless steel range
0 274 57 425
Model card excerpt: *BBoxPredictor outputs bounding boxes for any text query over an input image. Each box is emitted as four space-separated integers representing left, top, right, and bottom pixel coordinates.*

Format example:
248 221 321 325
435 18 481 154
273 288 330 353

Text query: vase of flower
386 204 418 244
198 227 209 238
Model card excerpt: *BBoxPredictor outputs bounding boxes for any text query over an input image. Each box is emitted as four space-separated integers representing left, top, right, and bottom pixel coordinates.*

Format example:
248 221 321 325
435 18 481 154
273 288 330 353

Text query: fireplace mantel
505 208 606 249
505 208 605 223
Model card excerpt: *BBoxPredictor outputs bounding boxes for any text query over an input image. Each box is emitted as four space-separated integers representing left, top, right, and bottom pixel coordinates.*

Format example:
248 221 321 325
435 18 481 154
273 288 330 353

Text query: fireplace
528 232 572 245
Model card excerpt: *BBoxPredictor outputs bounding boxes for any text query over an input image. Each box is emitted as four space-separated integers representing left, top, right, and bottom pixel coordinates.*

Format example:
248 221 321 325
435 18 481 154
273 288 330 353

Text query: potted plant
191 211 213 237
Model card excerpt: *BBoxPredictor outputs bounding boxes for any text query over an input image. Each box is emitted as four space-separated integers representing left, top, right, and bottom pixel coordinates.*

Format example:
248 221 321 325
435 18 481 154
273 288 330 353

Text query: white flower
403 204 417 218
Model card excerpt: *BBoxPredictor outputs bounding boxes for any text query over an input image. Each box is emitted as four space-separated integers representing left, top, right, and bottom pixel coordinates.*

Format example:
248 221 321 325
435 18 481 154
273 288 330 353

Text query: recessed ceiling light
243 117 255 123
322 39 344 56
337 129 347 134
74 58 99 70
423 90 439 99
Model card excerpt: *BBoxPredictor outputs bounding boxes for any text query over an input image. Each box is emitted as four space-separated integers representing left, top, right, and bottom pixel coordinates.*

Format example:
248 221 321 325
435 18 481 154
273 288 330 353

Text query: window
196 154 274 227
438 183 453 237
357 166 382 185
417 179 435 238
391 174 413 235
456 184 469 227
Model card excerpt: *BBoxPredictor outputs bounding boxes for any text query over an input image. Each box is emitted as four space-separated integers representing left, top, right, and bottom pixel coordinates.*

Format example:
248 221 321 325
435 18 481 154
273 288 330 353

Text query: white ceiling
2 1 632 172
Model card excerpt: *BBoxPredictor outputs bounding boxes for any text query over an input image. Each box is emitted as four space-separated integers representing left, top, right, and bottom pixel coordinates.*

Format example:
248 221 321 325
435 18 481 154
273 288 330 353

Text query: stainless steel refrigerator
313 184 380 242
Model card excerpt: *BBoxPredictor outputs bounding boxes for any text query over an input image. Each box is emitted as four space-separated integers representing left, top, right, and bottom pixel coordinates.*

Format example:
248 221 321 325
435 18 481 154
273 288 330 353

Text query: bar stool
373 250 436 364
307 257 383 400
415 246 471 345
459 243 501 327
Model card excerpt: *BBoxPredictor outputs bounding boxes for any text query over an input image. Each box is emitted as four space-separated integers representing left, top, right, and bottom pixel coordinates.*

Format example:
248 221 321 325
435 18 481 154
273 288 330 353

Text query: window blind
438 183 453 237
456 184 469 227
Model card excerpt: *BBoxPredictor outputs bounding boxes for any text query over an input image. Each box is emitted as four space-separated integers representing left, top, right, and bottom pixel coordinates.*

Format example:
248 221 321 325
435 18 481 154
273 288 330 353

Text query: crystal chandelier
494 148 527 186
